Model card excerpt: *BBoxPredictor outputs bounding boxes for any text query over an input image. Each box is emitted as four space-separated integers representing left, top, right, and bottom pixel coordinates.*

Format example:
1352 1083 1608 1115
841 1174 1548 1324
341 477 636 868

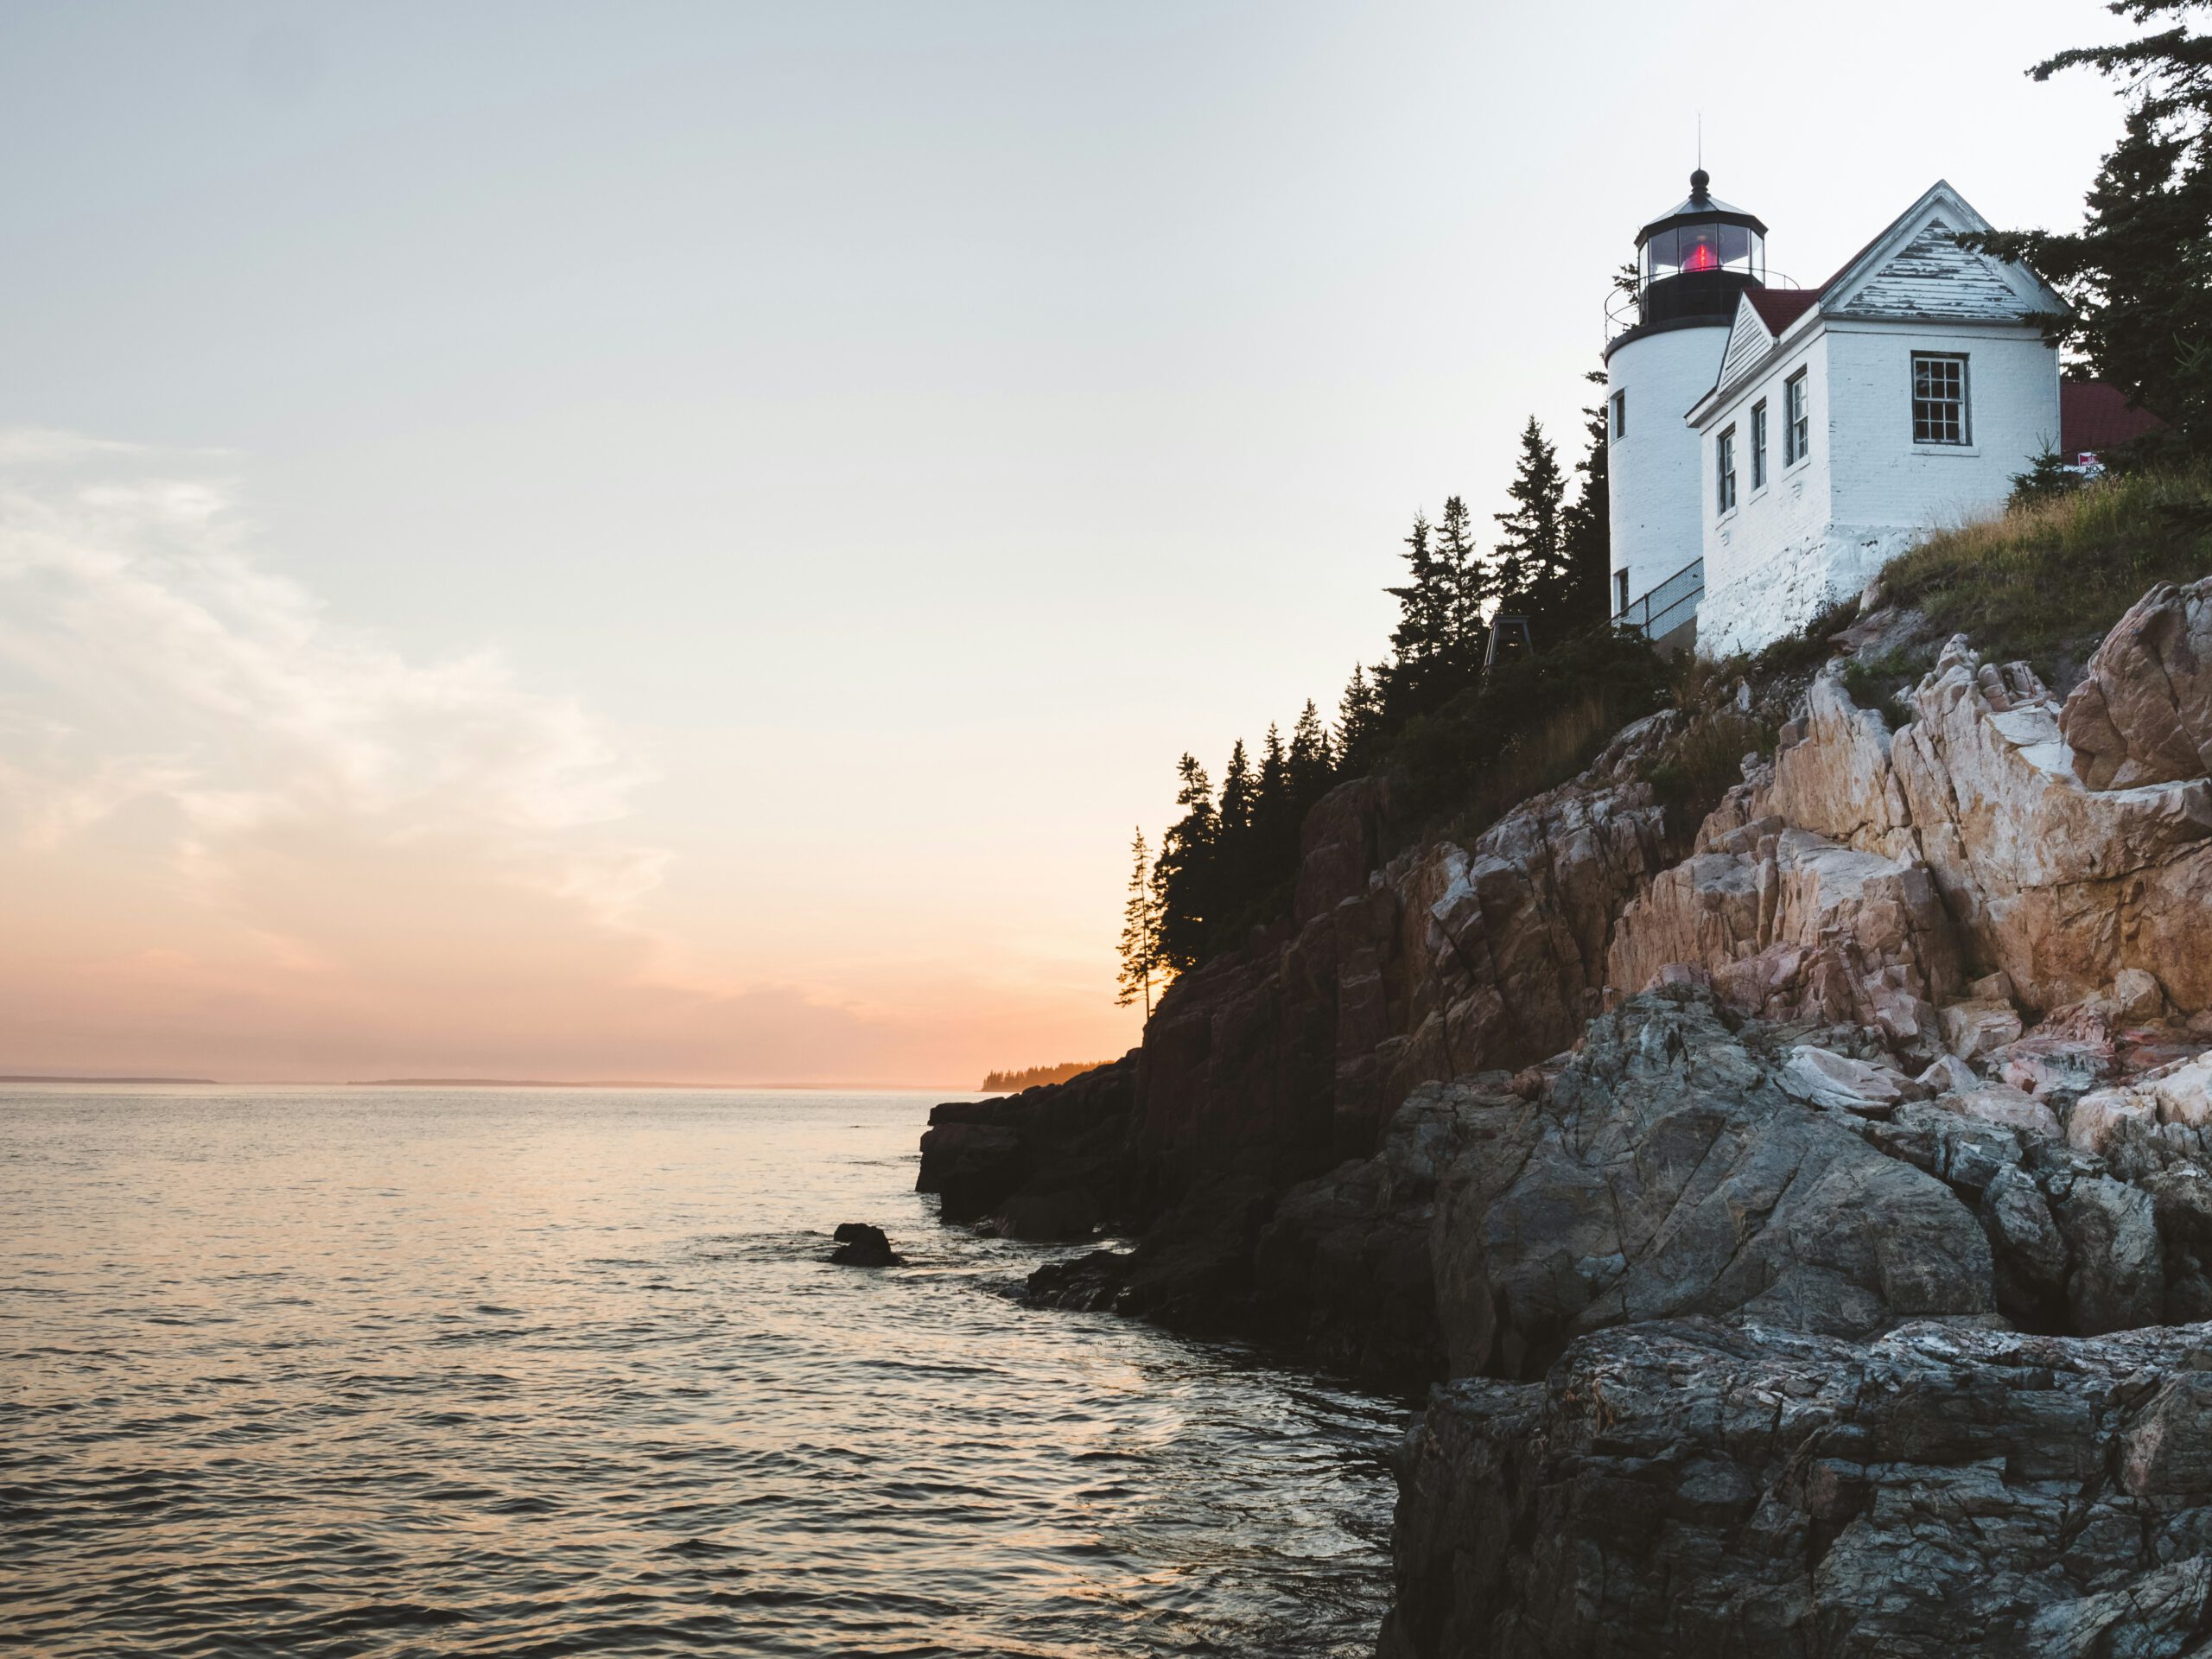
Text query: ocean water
0 1086 1406 1657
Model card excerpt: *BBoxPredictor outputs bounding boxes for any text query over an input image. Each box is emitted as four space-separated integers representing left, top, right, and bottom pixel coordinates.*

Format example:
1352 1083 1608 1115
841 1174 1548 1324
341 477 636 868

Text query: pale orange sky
0 1 2120 1084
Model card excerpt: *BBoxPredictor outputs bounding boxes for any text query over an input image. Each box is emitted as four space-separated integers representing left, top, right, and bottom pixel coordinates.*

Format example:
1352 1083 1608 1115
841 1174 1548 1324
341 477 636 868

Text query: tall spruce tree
1148 754 1216 972
1288 699 1334 804
1434 494 1491 675
1217 738 1254 839
1963 0 2211 454
1335 664 1385 773
1491 417 1570 634
1114 827 1160 1017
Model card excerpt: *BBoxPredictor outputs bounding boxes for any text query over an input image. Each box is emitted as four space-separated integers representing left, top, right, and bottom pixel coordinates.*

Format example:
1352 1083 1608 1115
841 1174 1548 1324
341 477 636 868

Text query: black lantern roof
1635 168 1768 250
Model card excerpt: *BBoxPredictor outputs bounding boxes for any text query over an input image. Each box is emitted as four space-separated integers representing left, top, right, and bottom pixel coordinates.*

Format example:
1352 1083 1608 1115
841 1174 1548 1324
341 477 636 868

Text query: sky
0 0 2131 1085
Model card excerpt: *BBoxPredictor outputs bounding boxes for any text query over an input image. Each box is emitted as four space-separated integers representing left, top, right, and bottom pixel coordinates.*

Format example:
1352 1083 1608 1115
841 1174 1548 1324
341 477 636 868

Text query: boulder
2059 575 2212 789
1942 998 2024 1060
828 1222 904 1267
1979 1164 2069 1326
1379 1319 2212 1659
1778 1044 1923 1116
1941 1081 2063 1141
2115 966 2171 1023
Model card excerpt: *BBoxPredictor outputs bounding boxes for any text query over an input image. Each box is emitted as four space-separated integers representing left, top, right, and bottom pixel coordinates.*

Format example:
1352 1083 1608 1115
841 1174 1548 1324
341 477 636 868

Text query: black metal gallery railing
1613 556 1703 642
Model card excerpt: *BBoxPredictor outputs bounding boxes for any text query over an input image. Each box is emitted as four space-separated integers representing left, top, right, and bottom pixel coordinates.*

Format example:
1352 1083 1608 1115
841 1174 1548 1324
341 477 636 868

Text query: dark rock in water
1025 1249 1130 1311
829 1223 903 1267
1380 1317 2212 1658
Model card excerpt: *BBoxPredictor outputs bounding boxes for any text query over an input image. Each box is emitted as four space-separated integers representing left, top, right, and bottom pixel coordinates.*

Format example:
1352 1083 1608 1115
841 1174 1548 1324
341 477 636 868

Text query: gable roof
1744 289 1819 334
1685 181 2067 427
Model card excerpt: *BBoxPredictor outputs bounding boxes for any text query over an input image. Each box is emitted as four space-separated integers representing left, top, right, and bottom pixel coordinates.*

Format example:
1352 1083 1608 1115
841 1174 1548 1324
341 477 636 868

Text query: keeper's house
1602 173 2156 658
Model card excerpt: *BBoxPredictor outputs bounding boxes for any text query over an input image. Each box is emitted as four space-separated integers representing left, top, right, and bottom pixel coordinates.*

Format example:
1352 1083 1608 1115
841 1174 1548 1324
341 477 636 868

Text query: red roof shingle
1744 289 1819 334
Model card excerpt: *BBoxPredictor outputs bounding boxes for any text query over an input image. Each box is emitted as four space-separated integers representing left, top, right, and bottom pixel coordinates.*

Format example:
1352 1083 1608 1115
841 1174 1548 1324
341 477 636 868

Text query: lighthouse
1604 170 1768 650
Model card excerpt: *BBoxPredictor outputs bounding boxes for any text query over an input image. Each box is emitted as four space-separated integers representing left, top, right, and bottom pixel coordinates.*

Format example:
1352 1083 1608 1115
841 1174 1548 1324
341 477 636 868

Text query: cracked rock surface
1379 1316 2212 1659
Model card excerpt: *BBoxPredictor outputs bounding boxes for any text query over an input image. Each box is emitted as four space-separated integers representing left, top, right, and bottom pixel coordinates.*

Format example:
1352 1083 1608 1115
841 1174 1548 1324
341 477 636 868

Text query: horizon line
3 1071 988 1093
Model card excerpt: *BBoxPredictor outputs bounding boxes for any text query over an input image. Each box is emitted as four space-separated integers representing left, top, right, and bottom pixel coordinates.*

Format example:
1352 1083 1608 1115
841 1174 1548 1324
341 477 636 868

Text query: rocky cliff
924 575 2212 1655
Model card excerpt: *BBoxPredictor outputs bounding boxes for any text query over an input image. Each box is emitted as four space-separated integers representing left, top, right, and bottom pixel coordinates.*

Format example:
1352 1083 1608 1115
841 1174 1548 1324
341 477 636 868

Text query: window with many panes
1611 390 1626 440
1716 426 1738 515
1751 400 1768 490
1784 371 1808 464
1912 353 1969 445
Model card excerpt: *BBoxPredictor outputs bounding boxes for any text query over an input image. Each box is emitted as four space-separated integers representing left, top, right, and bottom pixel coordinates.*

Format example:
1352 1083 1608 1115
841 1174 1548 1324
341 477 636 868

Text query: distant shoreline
1 1074 219 1085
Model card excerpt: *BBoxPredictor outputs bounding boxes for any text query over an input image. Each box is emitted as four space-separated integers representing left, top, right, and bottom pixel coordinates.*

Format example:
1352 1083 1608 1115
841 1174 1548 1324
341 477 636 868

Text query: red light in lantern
1683 240 1719 272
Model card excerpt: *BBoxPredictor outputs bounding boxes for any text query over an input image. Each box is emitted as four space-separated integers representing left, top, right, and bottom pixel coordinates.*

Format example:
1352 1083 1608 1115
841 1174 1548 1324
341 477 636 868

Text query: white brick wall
1605 321 1732 614
1695 317 2057 657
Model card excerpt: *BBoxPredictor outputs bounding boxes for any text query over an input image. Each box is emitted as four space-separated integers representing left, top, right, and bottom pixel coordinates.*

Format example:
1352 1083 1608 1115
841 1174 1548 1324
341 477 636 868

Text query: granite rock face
2062 576 2212 790
1380 1317 2212 1659
1763 643 2212 1016
1430 988 1993 1379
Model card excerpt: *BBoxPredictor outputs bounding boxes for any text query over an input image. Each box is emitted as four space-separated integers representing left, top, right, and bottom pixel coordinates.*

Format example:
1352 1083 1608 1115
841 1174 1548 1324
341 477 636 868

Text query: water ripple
1 1086 1404 1656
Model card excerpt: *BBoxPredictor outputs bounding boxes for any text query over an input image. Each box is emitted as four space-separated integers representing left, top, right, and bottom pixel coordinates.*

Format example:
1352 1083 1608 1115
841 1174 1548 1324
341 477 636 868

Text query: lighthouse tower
1604 170 1768 649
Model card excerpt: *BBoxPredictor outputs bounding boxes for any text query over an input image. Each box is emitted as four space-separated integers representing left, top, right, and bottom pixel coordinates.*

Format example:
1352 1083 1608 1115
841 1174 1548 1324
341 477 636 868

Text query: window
1912 353 1970 444
1716 425 1738 515
1751 400 1769 490
1615 569 1630 615
1611 390 1626 439
1784 371 1809 465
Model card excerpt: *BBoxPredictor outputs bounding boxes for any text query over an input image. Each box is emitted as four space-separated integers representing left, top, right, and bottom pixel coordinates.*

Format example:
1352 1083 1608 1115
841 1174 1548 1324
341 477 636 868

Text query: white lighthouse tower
1605 170 1769 651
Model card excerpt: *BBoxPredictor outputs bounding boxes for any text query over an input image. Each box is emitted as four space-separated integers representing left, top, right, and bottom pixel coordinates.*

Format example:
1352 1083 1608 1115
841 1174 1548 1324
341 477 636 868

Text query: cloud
0 427 664 932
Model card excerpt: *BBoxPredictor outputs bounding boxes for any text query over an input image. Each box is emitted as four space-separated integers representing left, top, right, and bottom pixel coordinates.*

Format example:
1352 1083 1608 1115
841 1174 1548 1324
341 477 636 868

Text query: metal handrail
1603 272 1802 346
1612 556 1704 640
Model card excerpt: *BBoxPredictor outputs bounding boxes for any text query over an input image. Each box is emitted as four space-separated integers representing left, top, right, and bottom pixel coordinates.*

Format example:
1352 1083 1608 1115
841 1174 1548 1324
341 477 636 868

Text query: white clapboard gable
1823 182 2062 324
1716 299 1777 385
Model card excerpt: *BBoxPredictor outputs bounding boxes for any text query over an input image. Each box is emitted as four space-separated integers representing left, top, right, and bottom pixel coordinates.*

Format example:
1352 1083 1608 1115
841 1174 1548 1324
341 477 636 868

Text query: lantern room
1632 169 1768 327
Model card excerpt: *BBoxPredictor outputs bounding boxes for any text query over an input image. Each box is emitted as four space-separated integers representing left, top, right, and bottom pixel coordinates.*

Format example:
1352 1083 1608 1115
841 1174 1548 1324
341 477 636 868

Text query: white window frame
1750 399 1768 491
1784 370 1809 466
1716 425 1738 516
1611 390 1626 440
1911 353 1971 446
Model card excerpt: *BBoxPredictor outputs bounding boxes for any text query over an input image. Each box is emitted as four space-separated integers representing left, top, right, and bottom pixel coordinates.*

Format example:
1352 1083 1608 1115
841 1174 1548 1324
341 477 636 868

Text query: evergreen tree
1433 494 1491 672
1217 738 1254 839
1962 1 2211 454
1288 699 1334 804
1114 827 1160 1017
1491 417 1569 629
1383 512 1448 675
1560 368 1614 629
1253 722 1294 879
1148 754 1216 972
1334 664 1385 774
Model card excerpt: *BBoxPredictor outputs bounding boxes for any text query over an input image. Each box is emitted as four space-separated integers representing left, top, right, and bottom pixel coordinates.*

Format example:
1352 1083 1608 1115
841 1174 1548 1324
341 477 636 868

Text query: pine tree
1115 827 1160 1017
1433 494 1491 672
1383 512 1447 672
1288 699 1334 804
1335 664 1385 773
1149 754 1217 972
1252 721 1294 878
1217 738 1253 838
1560 368 1614 628
1961 1 2212 454
1491 416 1569 634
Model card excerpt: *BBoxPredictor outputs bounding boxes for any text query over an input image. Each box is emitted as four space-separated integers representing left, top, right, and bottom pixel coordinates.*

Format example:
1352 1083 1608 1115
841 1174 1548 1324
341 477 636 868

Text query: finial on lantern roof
1689 168 1711 202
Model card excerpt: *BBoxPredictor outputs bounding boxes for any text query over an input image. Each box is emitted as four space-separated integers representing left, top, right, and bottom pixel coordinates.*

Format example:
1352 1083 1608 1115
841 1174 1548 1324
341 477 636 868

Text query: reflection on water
1 1087 1404 1656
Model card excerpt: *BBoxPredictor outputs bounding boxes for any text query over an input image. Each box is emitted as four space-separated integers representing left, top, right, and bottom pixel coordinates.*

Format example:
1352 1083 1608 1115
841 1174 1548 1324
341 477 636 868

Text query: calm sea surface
1 1087 1405 1657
